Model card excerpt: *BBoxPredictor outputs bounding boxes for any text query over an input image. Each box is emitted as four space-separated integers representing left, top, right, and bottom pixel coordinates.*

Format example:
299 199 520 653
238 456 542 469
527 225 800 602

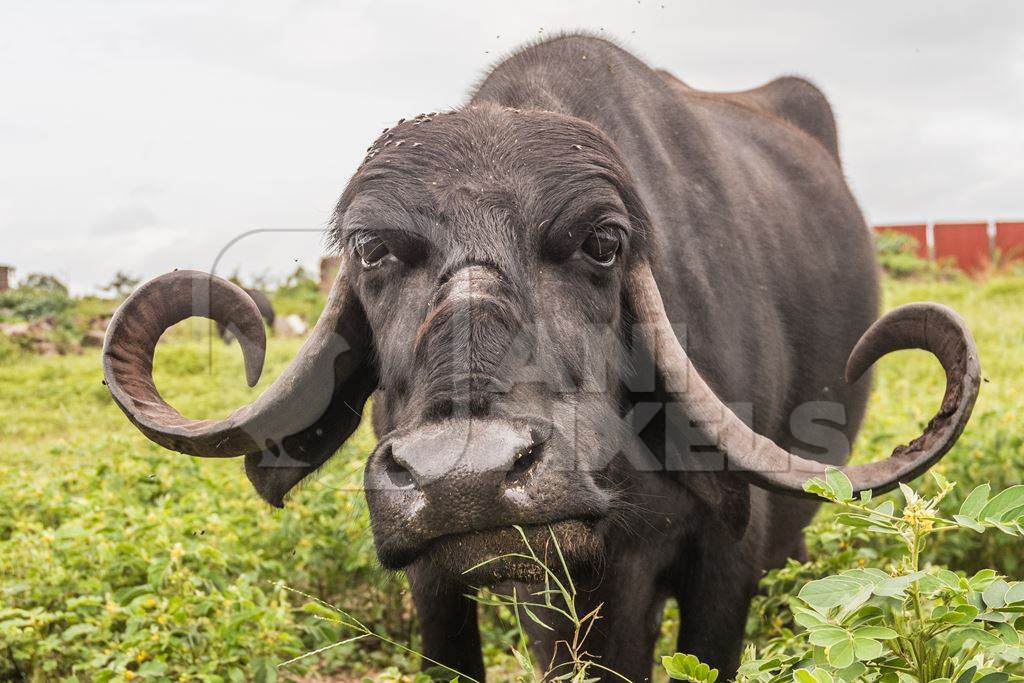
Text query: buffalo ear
100 257 379 506
245 363 377 507
242 266 378 507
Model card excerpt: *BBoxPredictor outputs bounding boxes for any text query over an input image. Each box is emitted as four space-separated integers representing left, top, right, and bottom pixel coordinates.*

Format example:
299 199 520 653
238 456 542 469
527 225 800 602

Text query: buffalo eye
352 232 394 269
579 226 622 266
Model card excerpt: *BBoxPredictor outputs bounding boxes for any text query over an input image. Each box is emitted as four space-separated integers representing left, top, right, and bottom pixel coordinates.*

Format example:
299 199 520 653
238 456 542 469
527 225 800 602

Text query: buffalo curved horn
626 260 981 497
103 263 370 459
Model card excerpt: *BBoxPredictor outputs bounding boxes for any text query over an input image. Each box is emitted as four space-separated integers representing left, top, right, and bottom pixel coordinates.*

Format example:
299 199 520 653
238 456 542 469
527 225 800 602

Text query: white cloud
0 0 1021 293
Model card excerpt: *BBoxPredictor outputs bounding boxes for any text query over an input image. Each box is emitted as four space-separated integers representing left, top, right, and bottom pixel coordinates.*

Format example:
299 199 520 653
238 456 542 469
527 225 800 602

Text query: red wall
874 223 928 258
933 222 990 273
995 221 1024 261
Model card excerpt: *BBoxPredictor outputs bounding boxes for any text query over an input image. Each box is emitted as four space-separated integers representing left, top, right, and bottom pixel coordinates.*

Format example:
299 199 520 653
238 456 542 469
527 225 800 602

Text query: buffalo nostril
381 445 416 489
505 441 543 485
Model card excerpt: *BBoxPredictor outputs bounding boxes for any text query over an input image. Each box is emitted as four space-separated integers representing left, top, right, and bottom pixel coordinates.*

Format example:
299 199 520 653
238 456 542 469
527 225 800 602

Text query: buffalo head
102 103 980 582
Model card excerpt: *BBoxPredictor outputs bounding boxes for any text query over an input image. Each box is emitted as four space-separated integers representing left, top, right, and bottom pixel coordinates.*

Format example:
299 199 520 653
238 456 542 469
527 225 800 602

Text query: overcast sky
2 1 1022 294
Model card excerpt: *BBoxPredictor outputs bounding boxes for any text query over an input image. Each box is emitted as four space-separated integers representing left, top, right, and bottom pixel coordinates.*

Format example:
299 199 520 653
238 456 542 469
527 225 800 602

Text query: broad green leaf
968 569 999 591
813 670 836 683
936 604 979 624
835 584 875 621
826 638 855 668
792 604 828 628
952 627 1002 647
988 519 1021 536
826 468 854 502
978 610 1012 623
959 483 991 519
1003 503 1024 522
808 626 849 648
833 662 866 682
853 626 898 640
799 577 864 612
979 485 1024 521
898 482 917 506
662 653 719 682
955 666 977 683
793 671 817 683
953 514 986 533
834 513 876 528
799 571 883 612
995 621 1020 645
875 571 927 598
932 569 964 591
982 579 1010 608
804 478 831 499
1004 581 1024 604
739 657 788 676
875 500 896 518
852 637 883 660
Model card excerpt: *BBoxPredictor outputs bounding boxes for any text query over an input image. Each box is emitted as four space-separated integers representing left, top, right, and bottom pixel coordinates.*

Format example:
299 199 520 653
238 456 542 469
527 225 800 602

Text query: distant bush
21 273 69 294
271 266 325 322
100 271 140 299
873 232 934 279
0 273 74 323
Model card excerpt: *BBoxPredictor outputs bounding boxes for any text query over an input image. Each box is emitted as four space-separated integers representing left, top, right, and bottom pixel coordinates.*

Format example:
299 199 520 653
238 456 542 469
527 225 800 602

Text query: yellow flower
136 651 148 663
124 671 136 680
41 533 55 543
170 543 185 560
157 615 168 625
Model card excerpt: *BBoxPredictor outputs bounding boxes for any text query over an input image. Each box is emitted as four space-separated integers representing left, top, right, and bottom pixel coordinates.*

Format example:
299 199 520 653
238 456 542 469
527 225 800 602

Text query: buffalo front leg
407 564 485 681
674 538 758 678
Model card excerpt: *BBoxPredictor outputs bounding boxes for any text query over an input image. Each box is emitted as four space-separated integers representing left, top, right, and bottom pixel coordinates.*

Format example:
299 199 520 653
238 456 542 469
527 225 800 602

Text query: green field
2 275 1023 681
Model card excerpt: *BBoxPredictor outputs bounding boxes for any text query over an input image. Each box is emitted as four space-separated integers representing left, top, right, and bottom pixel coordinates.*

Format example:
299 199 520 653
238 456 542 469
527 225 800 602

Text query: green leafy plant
467 526 630 682
4 273 1024 680
874 233 932 280
286 525 629 682
270 266 325 321
101 271 141 298
727 469 1024 681
662 653 719 681
279 584 465 682
0 275 74 323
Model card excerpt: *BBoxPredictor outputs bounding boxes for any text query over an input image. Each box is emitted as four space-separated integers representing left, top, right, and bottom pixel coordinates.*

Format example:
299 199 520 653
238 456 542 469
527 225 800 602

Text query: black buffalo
103 35 980 679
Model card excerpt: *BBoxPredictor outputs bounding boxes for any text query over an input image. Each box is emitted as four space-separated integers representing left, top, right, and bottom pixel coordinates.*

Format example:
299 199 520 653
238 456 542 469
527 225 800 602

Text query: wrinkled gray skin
322 35 878 680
